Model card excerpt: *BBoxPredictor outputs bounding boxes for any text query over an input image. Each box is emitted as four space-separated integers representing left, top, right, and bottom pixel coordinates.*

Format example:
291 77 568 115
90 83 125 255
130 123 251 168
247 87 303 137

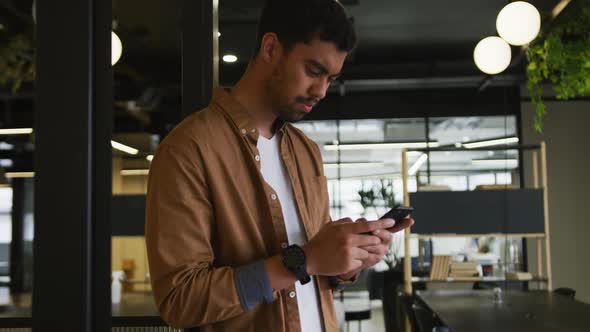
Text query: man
145 0 414 331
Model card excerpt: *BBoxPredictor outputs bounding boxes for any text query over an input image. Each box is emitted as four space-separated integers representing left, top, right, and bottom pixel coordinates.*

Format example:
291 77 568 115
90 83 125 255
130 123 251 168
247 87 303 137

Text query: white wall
521 100 590 303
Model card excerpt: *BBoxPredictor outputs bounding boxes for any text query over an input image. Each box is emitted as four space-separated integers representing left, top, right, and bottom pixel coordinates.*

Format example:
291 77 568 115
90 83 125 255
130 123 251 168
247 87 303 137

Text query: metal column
34 0 112 330
181 0 219 118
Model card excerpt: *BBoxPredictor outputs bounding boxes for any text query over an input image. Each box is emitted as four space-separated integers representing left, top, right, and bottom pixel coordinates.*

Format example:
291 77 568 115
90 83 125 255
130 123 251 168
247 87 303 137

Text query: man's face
265 37 347 123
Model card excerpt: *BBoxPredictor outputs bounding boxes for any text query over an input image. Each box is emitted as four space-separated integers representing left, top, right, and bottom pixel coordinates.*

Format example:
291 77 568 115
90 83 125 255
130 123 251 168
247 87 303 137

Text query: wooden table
417 289 590 332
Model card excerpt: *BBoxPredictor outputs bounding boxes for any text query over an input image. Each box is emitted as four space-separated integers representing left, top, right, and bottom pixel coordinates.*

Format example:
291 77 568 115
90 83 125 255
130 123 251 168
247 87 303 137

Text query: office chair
554 287 576 300
345 309 372 332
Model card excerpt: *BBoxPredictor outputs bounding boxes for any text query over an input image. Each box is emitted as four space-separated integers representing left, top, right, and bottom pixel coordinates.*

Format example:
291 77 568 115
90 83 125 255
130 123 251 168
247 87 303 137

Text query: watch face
284 246 305 267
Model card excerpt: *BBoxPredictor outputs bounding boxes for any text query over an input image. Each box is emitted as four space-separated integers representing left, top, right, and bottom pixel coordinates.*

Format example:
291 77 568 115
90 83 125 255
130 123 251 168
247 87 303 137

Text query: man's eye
306 67 321 77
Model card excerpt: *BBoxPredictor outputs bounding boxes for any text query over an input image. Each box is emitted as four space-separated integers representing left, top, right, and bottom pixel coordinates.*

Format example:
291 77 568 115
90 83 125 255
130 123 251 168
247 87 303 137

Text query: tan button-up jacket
145 88 338 331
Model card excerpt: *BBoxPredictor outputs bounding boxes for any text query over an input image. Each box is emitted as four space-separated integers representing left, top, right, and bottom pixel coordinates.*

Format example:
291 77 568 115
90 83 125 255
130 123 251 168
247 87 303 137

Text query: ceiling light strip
111 140 139 155
324 142 439 151
6 172 35 178
0 128 34 135
462 137 519 149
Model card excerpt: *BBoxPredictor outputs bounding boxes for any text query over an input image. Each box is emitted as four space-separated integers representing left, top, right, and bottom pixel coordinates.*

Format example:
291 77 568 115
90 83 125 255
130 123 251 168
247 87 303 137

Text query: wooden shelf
402 144 553 293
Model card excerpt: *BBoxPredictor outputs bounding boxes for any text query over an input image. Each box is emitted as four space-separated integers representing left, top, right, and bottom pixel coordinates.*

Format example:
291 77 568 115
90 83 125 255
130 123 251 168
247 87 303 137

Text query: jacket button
289 291 296 298
281 242 288 249
271 194 277 200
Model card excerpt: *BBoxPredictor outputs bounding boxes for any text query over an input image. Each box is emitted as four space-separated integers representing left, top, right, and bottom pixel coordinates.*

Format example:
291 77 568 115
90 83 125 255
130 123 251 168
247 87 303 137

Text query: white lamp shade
473 36 512 75
112 31 123 65
496 1 541 46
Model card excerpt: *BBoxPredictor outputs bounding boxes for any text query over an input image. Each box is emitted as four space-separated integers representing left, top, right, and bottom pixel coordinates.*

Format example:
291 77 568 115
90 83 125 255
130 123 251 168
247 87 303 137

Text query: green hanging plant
526 0 590 132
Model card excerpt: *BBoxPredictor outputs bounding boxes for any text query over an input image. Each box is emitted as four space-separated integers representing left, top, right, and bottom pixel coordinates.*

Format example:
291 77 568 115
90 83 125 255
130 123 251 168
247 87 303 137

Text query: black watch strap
281 244 311 285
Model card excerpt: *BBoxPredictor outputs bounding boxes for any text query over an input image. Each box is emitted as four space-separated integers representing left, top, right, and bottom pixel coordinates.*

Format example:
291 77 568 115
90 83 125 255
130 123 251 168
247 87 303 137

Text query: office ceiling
0 0 563 173
112 0 560 83
1 0 562 114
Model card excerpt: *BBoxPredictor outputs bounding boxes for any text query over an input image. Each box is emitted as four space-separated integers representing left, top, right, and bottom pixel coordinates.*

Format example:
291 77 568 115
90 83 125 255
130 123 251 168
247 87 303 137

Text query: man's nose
309 79 329 101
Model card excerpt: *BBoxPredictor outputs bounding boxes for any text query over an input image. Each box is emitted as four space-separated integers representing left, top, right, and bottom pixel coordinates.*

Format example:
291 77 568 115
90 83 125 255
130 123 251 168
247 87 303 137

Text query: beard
276 103 307 123
266 65 311 124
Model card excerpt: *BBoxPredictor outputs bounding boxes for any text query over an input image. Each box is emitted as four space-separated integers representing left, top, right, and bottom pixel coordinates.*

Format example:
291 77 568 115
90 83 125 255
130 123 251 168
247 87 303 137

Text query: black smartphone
380 206 414 221
361 206 414 235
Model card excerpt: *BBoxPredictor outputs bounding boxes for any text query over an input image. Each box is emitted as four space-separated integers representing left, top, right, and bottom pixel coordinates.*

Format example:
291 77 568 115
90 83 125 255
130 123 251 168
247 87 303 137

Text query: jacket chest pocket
301 175 330 236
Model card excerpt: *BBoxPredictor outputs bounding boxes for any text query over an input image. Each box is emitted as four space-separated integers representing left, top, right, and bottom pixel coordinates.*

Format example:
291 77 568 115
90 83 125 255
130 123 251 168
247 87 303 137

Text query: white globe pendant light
496 1 541 46
112 31 123 66
473 36 512 75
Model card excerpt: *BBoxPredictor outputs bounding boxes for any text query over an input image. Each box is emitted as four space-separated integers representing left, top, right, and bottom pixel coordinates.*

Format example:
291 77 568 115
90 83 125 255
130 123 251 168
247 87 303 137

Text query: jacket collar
211 87 288 140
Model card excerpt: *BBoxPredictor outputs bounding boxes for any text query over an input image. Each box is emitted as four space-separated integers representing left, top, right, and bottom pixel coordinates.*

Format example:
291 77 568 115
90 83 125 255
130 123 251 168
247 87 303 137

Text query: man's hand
384 217 415 234
337 217 415 281
303 217 395 277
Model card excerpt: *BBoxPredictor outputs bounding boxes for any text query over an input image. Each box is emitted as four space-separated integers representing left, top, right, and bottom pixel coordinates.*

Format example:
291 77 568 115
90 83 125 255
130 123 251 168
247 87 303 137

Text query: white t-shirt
257 133 324 332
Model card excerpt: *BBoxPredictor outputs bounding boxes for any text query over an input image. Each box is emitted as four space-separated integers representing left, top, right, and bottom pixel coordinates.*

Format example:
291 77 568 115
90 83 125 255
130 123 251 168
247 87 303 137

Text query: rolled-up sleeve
145 142 244 328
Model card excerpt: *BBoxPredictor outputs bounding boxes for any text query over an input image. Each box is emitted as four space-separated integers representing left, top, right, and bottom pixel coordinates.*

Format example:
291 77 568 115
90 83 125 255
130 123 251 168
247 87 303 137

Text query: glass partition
295 114 521 284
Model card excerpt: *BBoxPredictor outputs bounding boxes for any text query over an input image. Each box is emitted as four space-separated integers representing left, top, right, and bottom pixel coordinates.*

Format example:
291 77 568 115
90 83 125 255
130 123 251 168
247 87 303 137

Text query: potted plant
357 179 402 269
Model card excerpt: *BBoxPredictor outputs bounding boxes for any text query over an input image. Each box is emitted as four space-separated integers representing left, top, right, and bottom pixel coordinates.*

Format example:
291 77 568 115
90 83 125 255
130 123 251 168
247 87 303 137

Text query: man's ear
259 32 283 64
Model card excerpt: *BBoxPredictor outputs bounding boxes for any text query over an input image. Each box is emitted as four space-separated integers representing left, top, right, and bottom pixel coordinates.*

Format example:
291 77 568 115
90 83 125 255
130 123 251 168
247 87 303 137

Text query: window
295 115 518 259
0 187 12 276
0 187 12 243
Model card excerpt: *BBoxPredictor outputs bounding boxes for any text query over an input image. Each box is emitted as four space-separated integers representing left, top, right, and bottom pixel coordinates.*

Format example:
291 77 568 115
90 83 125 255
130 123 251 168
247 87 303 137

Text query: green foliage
526 0 590 132
0 28 35 93
378 178 395 208
357 179 396 217
357 179 400 269
357 185 377 217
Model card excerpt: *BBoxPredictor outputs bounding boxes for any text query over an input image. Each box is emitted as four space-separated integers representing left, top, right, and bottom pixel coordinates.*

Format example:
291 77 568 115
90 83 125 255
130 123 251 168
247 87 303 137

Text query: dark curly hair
255 0 357 55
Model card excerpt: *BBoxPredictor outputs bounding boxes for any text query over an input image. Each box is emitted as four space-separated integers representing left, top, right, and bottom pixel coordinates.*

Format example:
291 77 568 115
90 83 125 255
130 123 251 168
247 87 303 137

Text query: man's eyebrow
305 60 341 78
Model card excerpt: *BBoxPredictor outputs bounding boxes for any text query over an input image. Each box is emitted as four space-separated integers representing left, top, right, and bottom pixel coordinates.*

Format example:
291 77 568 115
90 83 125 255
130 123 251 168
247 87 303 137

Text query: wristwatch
281 244 311 285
